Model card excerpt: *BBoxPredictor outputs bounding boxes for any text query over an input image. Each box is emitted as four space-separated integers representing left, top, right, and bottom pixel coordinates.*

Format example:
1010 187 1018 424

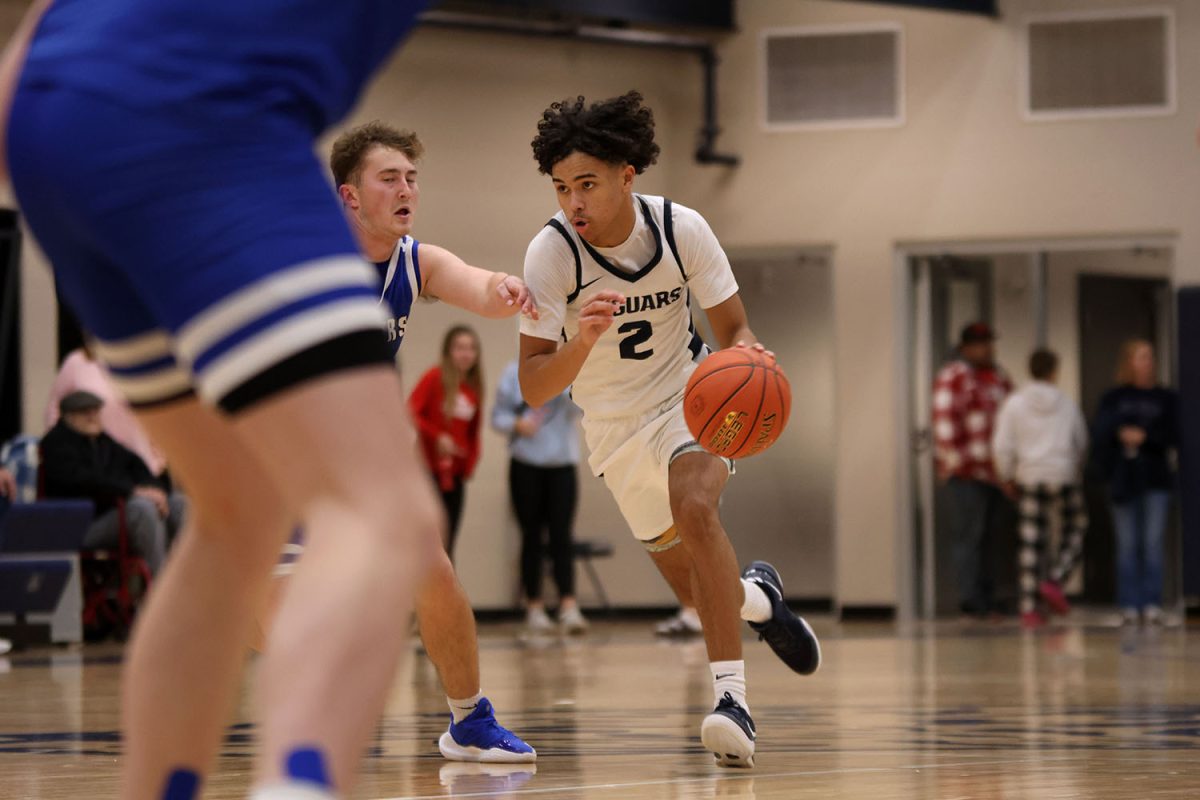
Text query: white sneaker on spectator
0 638 10 656
558 605 588 635
655 608 703 637
525 607 554 633
1143 606 1164 626
1120 608 1140 626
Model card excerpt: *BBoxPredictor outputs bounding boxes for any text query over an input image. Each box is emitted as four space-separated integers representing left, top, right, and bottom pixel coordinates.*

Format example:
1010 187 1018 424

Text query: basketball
684 348 791 459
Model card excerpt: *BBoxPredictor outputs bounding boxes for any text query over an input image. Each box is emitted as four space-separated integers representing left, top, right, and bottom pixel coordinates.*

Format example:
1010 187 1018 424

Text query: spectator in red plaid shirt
933 322 1014 617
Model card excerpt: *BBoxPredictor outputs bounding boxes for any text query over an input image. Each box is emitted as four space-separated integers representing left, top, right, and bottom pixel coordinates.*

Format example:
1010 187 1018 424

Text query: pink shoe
1021 610 1047 629
1038 580 1070 616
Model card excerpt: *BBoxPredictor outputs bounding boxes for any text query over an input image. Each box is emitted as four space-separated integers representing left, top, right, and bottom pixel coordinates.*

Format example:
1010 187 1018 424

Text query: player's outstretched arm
518 289 623 406
419 243 538 320
0 0 52 184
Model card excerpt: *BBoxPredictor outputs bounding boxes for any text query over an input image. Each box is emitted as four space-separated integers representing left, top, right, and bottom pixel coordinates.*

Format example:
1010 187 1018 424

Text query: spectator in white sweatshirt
992 349 1088 628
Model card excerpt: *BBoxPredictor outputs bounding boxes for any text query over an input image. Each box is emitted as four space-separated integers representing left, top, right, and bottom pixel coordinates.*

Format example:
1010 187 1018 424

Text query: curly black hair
531 90 660 175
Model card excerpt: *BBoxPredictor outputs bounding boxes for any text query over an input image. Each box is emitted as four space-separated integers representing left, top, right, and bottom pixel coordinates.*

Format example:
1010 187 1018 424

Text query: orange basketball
684 348 791 459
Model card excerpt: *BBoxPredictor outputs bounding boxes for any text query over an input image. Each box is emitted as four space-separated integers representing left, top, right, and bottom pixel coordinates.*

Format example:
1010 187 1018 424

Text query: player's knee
374 488 445 565
670 492 719 534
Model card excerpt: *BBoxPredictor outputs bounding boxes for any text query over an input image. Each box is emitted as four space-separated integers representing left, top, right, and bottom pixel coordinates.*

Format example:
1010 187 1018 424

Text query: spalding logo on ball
683 348 791 459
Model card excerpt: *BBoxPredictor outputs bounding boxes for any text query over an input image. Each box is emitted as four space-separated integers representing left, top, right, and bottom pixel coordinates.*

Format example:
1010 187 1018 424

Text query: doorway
903 240 1176 619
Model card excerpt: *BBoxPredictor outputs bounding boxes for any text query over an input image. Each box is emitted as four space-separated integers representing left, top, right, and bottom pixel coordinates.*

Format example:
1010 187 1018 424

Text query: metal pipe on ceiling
419 10 740 166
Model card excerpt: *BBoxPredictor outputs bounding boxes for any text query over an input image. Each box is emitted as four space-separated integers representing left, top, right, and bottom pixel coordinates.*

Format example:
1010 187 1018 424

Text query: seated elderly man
41 391 186 575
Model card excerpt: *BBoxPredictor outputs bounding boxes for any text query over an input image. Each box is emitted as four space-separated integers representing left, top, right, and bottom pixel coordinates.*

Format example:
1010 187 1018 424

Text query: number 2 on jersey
618 320 654 360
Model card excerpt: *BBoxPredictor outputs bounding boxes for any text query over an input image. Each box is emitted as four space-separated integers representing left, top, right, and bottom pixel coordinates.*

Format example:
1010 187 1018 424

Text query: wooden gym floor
0 616 1196 798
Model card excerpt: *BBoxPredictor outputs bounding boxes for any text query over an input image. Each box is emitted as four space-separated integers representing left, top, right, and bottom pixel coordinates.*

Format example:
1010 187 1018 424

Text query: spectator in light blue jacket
491 359 587 634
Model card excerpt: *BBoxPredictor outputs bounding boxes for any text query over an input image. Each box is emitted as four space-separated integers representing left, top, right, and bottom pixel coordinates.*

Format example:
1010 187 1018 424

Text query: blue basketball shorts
7 86 391 413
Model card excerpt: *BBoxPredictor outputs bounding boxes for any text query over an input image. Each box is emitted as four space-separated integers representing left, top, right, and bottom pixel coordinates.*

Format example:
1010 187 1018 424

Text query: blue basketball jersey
19 0 429 131
376 237 422 355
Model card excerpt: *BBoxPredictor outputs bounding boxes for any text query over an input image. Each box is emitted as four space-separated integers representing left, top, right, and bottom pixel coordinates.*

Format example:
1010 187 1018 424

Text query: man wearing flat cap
932 322 1014 618
41 390 185 575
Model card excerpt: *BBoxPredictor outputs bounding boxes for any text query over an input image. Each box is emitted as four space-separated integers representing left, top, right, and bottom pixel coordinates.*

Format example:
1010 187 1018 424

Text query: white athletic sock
710 660 748 711
740 578 773 623
250 783 336 800
448 690 485 723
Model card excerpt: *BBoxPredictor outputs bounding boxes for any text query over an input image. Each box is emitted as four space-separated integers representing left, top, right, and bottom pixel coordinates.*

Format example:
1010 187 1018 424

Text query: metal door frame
894 234 1177 622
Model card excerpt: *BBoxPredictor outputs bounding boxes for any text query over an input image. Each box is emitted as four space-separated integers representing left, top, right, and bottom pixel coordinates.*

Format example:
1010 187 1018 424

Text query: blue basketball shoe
438 697 536 763
742 561 822 675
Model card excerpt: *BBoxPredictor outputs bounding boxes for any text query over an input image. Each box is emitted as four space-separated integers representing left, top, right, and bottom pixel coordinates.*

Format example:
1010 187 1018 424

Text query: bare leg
667 452 741 663
415 550 481 699
647 527 696 606
250 576 287 654
121 399 295 800
238 369 443 793
255 539 481 701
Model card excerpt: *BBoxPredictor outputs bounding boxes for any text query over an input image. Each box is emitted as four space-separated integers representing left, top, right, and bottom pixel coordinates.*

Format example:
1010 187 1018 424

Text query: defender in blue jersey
1 2 447 799
332 123 537 763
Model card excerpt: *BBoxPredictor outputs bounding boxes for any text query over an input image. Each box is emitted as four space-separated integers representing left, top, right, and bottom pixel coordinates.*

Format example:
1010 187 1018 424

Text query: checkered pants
1017 483 1088 614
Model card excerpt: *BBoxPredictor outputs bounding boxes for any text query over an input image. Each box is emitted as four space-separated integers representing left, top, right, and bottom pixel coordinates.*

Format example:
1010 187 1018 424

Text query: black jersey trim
128 388 197 411
218 329 393 414
685 289 709 360
663 198 687 282
546 218 584 304
578 197 663 284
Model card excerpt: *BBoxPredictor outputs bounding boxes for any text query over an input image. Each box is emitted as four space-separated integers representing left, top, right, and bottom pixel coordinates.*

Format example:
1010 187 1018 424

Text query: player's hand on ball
577 290 625 347
497 274 538 320
735 340 776 361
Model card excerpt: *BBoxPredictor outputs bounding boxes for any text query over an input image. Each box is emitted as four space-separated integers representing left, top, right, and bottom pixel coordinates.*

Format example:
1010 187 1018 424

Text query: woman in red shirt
409 325 483 558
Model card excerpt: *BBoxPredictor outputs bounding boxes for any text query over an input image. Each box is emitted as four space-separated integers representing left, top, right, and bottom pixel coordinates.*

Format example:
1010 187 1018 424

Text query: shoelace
715 692 742 714
715 692 756 736
457 711 522 748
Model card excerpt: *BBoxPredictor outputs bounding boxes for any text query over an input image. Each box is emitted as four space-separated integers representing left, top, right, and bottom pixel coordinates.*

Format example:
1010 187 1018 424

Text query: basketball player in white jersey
262 122 537 764
519 92 821 768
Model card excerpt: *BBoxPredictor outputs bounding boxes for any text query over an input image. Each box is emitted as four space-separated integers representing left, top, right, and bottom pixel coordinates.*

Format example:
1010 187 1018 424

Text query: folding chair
35 446 152 639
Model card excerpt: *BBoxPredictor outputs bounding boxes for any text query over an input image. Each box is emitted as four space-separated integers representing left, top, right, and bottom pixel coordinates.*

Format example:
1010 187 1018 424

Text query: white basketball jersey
522 194 738 419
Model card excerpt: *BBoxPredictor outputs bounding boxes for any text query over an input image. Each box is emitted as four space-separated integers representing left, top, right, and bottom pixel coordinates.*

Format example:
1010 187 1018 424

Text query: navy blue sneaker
742 561 821 675
438 697 536 763
700 692 756 768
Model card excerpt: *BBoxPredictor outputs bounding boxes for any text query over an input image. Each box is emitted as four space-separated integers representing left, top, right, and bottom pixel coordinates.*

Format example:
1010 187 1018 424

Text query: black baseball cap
60 390 104 414
959 322 995 345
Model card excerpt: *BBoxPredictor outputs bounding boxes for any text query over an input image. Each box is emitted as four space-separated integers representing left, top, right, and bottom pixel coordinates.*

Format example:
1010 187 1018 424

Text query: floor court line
383 755 1088 800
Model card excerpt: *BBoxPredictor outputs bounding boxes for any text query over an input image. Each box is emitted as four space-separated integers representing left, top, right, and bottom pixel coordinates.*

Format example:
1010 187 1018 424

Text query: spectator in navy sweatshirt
1092 340 1177 625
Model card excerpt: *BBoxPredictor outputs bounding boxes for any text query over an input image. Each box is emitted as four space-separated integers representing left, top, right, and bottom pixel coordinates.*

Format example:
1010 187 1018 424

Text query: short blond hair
1114 338 1153 385
329 122 423 187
